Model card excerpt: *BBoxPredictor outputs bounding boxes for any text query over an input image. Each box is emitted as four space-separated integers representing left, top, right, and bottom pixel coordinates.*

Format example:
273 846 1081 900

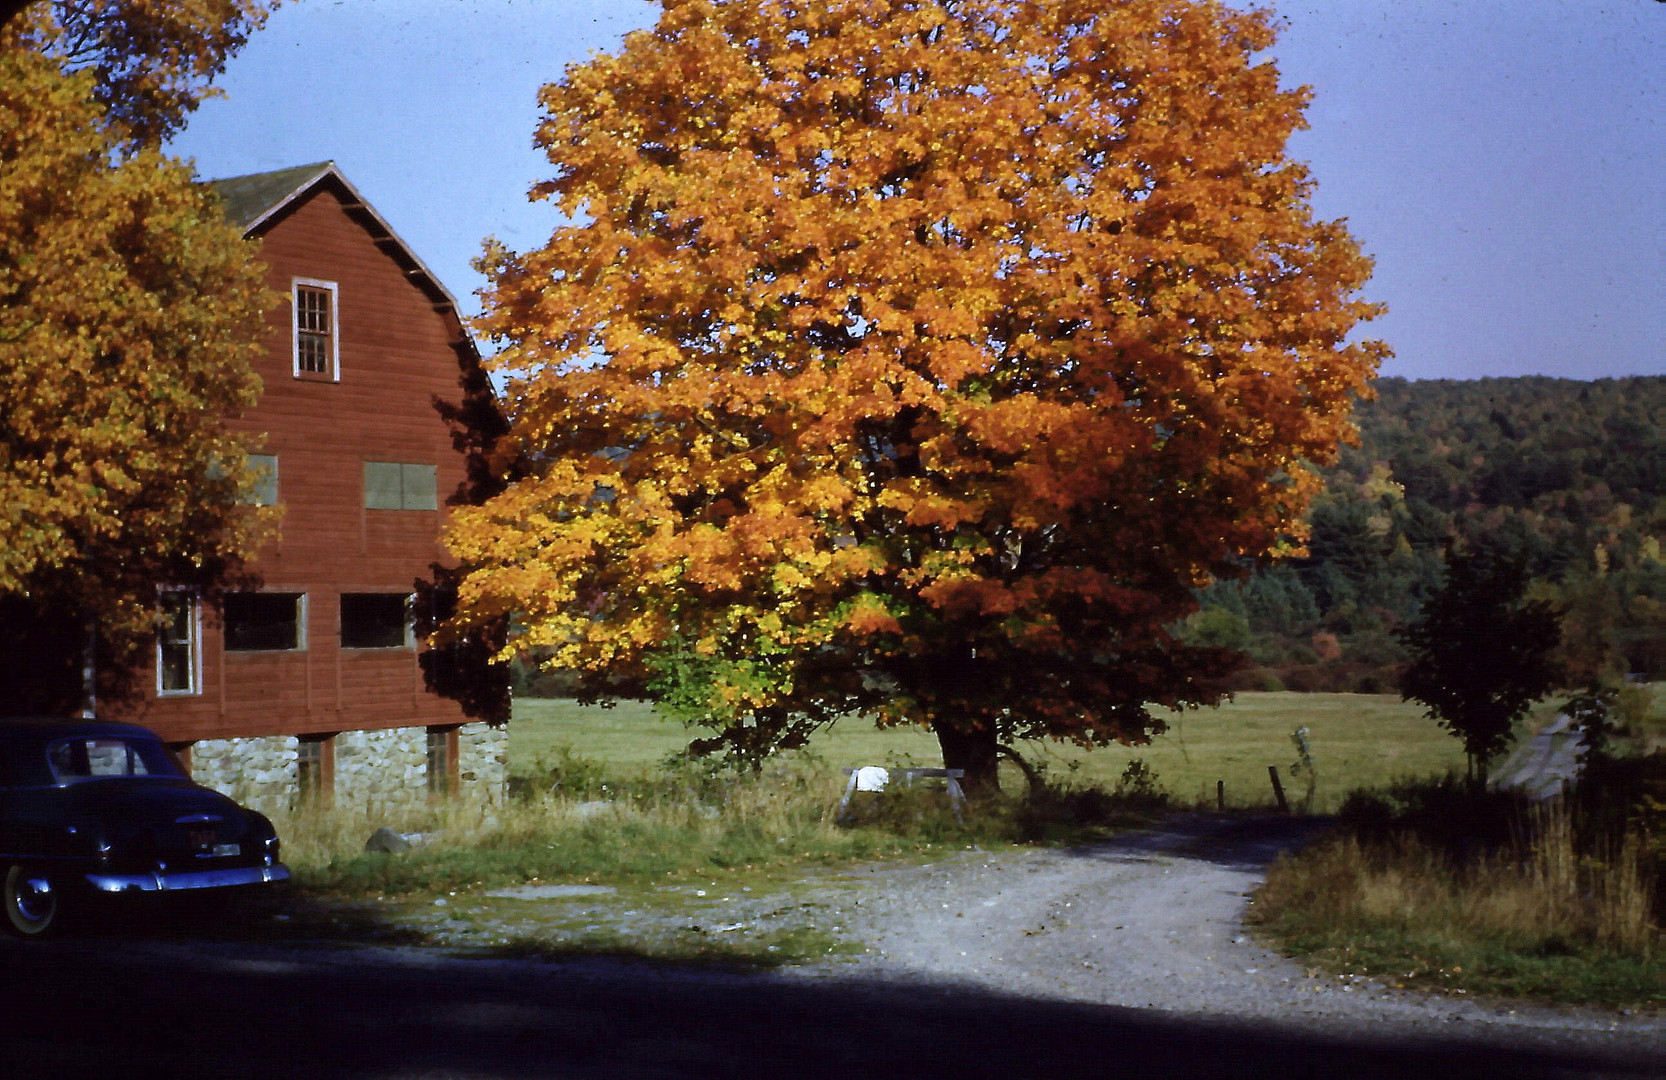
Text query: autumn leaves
446 1 1384 784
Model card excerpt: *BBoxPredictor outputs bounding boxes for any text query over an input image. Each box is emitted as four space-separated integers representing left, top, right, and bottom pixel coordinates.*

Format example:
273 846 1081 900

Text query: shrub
1221 665 1286 693
507 742 611 800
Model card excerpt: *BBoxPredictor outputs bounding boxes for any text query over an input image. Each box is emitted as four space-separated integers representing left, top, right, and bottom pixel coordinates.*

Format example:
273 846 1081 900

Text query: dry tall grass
267 756 880 886
271 793 508 871
1260 799 1657 957
268 748 1139 898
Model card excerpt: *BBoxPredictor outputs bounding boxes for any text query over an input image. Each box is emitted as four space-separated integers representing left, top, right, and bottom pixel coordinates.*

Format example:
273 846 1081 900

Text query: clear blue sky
167 0 1664 382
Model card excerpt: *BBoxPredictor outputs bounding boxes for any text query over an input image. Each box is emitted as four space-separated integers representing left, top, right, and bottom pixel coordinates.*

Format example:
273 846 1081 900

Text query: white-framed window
363 461 438 510
156 591 200 695
340 592 414 649
292 278 339 380
222 592 306 652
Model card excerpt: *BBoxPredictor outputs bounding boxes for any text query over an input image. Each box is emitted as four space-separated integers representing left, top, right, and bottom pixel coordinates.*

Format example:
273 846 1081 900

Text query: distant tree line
1186 375 1665 693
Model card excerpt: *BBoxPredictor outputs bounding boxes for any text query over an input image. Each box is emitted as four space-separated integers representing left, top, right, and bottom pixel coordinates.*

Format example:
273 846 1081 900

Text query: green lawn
511 691 1473 813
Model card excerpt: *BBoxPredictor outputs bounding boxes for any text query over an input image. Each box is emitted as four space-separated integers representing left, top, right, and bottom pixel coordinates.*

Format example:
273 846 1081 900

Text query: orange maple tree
0 4 275 709
451 0 1386 791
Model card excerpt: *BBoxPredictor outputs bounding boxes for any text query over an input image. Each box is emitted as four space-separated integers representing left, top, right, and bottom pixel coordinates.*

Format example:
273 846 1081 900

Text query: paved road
1492 713 1587 801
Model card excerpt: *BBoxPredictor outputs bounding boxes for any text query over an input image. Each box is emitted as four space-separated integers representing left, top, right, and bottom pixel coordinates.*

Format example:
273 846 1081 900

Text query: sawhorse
837 766 967 824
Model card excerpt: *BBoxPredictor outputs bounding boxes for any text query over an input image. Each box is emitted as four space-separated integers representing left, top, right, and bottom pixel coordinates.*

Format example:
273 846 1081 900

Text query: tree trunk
997 743 1046 799
935 722 1000 798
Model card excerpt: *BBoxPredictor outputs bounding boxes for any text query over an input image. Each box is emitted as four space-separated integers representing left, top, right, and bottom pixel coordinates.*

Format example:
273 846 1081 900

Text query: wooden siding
114 182 475 743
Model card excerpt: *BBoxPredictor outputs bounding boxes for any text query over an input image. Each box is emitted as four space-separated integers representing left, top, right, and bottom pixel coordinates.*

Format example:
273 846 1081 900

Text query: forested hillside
1191 376 1666 692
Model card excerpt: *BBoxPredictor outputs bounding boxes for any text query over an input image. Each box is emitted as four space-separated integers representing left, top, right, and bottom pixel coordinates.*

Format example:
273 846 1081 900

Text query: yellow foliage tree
451 0 1386 791
2 0 274 146
0 4 275 710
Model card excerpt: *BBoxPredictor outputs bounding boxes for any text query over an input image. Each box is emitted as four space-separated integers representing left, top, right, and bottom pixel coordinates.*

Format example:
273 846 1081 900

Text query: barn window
207 453 278 505
426 726 459 797
296 734 334 806
363 461 438 510
157 591 200 694
222 592 305 651
292 279 338 380
340 593 412 649
244 454 279 506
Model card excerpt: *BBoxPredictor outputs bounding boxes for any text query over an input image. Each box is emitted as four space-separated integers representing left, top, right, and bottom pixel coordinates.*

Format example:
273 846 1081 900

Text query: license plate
210 843 240 857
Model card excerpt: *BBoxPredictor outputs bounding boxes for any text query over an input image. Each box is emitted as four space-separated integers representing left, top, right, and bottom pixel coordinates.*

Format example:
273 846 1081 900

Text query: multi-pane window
296 734 333 806
363 461 438 510
426 727 458 797
292 279 338 379
157 592 199 694
222 592 304 651
340 593 411 649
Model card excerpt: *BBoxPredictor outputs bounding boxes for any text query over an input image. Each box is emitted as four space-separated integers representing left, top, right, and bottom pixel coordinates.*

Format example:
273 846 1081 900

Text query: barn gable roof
207 161 469 320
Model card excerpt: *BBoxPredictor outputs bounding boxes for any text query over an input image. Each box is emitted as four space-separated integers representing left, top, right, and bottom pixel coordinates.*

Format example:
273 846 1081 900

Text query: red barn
105 162 506 810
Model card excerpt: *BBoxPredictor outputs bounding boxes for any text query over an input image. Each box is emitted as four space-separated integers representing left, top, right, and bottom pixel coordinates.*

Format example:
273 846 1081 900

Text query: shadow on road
2 905 1655 1080
1060 811 1335 872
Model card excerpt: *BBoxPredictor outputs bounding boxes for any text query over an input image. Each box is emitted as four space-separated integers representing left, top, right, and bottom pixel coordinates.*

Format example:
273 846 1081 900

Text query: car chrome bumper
83 863 291 893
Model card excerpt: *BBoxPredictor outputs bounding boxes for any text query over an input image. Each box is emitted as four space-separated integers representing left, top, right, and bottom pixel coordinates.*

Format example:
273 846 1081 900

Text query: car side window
46 737 179 783
47 740 80 779
87 739 145 776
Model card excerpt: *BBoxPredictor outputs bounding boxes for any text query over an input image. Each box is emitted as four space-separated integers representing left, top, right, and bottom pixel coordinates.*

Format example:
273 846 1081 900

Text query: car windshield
46 736 185 784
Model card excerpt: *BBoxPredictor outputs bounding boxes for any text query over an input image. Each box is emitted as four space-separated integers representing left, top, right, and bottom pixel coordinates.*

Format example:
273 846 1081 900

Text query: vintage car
0 718 289 935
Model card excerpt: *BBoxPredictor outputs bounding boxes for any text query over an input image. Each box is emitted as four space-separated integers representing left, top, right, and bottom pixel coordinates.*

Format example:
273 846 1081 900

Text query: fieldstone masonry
334 726 427 803
189 734 293 811
458 721 509 789
187 723 507 814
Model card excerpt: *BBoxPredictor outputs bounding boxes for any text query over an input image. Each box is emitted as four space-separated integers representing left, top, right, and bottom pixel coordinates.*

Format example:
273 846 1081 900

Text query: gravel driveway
388 811 1662 1064
772 814 1664 1055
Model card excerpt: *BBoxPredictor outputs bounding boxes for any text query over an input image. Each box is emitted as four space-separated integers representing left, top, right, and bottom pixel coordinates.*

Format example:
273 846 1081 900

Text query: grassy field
511 691 1473 814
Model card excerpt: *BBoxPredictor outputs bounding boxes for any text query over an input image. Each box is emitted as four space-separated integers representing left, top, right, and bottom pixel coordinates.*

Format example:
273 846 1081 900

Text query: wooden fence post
1268 765 1289 813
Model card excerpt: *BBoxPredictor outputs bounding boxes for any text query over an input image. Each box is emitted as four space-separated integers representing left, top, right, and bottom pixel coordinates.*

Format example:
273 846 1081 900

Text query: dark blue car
0 719 289 935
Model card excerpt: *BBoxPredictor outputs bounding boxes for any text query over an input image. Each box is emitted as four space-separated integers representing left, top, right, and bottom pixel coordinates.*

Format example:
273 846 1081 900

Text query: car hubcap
15 876 52 921
7 871 56 928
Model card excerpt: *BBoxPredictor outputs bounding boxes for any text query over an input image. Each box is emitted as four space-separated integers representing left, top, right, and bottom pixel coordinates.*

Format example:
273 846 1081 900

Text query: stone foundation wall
186 722 509 814
189 735 294 814
458 721 509 797
334 726 426 806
